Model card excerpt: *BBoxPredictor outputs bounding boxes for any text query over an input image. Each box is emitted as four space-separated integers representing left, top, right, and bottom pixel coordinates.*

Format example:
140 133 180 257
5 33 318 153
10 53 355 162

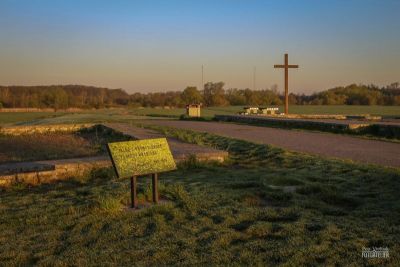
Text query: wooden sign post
274 53 299 115
107 138 176 209
131 176 138 208
152 173 158 203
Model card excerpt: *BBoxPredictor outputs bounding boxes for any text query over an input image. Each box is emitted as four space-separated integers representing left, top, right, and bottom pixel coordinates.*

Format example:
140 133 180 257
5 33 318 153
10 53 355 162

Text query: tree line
0 82 399 109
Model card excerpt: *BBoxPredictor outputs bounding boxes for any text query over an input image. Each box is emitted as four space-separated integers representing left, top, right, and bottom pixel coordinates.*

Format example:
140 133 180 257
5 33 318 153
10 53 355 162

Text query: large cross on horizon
274 53 299 115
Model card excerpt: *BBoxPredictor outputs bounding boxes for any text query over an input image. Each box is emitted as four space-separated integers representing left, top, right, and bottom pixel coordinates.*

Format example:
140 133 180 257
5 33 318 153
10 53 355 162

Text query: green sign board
107 138 176 178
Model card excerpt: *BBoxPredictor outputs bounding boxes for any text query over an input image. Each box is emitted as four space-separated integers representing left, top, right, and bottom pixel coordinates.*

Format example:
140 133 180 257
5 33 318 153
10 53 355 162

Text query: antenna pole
253 66 256 91
201 65 204 89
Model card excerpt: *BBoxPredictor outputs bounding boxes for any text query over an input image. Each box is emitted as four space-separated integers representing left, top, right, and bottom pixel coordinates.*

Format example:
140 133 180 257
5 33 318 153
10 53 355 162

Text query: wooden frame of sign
107 138 176 209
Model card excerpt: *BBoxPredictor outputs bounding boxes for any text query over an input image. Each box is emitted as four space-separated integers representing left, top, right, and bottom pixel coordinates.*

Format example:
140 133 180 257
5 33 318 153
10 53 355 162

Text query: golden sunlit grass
0 126 398 265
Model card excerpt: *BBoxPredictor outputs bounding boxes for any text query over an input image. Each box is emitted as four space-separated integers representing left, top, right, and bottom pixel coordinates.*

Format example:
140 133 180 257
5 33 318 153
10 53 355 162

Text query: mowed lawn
0 112 67 126
131 105 400 118
0 110 160 126
0 126 399 265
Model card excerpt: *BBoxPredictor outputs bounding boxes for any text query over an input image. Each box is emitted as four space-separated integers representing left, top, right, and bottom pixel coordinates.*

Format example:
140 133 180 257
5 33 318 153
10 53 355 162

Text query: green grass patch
0 111 67 126
2 105 399 127
129 105 400 118
0 125 399 265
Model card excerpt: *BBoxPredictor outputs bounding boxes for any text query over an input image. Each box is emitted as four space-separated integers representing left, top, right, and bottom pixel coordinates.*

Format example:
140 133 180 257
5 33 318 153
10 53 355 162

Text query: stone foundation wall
215 115 367 131
0 123 229 187
0 156 111 187
214 115 400 139
265 114 348 120
0 124 95 135
0 153 227 187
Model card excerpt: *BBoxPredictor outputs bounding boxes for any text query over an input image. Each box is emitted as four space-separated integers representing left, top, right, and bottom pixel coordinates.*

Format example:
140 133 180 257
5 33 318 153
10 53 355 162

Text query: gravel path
103 123 228 161
142 120 400 168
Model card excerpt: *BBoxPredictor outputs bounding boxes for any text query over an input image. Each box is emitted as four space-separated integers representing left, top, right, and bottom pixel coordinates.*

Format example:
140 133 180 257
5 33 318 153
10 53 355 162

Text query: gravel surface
142 120 400 168
103 123 228 161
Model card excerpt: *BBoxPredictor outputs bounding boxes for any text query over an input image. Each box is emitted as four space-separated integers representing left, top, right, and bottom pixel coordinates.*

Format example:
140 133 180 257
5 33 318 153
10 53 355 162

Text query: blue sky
0 0 399 93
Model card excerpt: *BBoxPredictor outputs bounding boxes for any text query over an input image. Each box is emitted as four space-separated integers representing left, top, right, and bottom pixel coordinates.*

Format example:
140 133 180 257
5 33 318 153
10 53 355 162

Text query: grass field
0 105 399 126
0 109 162 126
132 105 400 118
1 125 398 265
0 112 68 126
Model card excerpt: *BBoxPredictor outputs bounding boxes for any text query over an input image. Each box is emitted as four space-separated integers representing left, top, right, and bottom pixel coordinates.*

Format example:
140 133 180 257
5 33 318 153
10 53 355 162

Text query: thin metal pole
201 65 204 89
131 176 138 209
152 173 159 204
202 65 206 104
284 53 289 115
253 66 256 91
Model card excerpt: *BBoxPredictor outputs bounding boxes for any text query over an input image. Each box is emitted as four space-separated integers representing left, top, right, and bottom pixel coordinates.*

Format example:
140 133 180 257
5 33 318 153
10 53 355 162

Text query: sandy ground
142 120 400 168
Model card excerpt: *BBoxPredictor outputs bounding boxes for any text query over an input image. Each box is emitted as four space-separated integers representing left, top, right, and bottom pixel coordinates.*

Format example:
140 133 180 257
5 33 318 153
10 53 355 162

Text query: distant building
243 107 259 115
186 104 201 117
240 106 279 115
259 107 279 115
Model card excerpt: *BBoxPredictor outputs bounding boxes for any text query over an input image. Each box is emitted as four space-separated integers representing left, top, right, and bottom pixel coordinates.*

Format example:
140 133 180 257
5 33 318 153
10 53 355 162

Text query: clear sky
0 0 399 94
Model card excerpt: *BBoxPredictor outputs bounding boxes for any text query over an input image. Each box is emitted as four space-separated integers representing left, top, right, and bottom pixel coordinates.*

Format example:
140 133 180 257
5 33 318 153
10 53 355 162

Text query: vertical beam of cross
274 53 299 115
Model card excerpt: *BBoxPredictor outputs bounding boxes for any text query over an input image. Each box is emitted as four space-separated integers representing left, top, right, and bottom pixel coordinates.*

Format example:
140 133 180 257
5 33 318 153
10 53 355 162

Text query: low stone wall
214 115 400 139
359 124 400 139
265 114 347 120
346 115 382 120
0 152 227 187
0 124 95 135
0 123 229 187
215 115 368 131
0 156 111 187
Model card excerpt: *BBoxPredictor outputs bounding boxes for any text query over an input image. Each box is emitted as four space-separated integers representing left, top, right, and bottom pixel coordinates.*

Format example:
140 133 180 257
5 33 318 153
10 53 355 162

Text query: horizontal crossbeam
274 64 299 68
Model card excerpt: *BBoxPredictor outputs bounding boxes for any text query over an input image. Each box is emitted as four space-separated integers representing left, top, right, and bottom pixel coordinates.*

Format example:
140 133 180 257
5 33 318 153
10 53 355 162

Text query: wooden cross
274 53 299 115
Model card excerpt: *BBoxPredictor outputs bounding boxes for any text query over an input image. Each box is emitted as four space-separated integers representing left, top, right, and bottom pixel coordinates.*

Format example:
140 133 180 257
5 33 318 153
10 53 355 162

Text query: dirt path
142 120 400 168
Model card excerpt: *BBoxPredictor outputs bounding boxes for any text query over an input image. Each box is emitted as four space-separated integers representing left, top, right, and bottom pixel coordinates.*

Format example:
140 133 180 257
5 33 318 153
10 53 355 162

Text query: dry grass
0 125 131 163
0 133 97 163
